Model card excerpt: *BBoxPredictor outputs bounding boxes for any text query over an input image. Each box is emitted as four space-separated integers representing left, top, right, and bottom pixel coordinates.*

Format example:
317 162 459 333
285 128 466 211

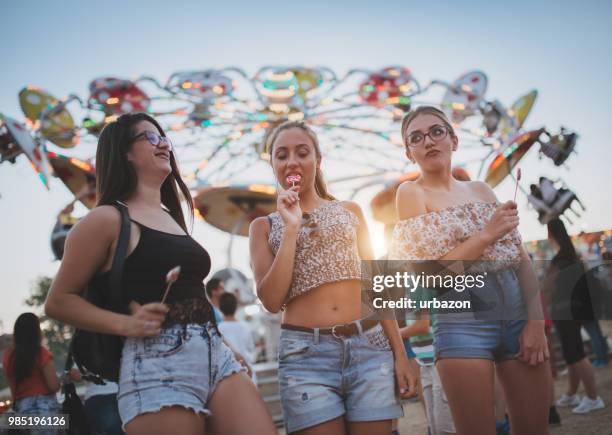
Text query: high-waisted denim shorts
434 268 527 361
117 323 244 428
278 322 403 433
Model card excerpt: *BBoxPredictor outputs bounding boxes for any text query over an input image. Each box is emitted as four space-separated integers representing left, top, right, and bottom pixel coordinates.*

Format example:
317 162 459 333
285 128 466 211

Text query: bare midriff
282 279 362 327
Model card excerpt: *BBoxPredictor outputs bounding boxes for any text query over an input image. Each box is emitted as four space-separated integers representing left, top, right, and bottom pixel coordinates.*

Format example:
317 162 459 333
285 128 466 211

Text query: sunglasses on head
131 130 173 150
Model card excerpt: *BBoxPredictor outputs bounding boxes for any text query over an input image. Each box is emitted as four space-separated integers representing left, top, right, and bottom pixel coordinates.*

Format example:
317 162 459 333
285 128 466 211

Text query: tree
25 276 74 371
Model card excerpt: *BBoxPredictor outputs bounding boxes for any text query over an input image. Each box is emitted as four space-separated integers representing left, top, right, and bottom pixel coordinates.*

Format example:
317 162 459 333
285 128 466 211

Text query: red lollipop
287 174 301 187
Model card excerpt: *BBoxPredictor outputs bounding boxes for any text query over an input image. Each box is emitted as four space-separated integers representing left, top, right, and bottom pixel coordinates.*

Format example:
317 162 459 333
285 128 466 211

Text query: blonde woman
250 121 417 434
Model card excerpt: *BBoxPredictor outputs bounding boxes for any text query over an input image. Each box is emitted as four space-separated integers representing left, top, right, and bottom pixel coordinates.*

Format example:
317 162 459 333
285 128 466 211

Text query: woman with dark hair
2 312 60 435
389 106 551 435
249 121 416 435
45 113 276 435
546 218 605 414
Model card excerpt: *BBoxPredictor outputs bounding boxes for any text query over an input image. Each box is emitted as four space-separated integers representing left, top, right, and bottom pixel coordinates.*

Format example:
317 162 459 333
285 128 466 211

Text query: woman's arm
249 217 298 313
516 245 549 365
41 361 60 393
45 206 167 337
516 246 545 319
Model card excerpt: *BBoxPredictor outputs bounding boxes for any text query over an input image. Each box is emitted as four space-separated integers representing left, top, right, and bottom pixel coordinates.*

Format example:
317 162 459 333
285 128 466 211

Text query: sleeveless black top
92 219 215 326
123 220 211 304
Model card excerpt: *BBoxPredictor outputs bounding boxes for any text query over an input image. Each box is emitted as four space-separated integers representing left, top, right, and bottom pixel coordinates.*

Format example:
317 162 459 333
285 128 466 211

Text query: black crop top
122 221 211 304
91 220 214 327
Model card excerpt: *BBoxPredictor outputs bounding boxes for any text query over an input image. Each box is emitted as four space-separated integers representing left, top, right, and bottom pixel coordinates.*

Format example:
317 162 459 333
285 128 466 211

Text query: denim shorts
117 323 244 428
278 322 403 433
12 394 59 435
434 268 527 361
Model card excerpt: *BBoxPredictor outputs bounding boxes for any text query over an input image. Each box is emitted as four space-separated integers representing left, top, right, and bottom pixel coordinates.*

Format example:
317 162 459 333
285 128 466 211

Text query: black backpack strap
109 201 131 311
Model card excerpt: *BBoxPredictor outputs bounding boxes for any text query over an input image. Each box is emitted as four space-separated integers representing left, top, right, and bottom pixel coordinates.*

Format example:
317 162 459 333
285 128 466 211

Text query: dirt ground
397 362 612 435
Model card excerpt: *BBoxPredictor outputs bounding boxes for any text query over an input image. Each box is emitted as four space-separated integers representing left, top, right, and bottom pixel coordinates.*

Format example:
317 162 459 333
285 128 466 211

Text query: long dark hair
96 113 193 232
548 218 577 263
11 313 42 386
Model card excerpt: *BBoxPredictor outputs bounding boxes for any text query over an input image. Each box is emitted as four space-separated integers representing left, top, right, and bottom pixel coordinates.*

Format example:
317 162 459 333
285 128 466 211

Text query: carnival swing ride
1 66 583 289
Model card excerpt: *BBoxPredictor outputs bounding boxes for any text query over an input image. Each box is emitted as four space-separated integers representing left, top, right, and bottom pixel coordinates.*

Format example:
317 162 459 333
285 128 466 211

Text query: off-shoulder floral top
389 202 522 270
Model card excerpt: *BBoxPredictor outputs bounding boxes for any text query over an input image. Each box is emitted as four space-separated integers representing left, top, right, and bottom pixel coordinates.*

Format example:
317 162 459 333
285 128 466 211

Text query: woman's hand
277 186 302 231
481 201 519 243
395 355 418 399
517 320 549 365
122 301 169 337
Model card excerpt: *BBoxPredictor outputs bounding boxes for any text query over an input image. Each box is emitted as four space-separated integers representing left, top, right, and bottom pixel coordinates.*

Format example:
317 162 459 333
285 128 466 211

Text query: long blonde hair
401 106 457 148
266 120 335 200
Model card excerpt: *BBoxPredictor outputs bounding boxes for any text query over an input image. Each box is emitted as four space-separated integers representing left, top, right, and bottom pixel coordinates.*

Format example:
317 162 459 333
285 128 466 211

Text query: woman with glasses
389 106 551 435
45 113 276 435
249 120 416 435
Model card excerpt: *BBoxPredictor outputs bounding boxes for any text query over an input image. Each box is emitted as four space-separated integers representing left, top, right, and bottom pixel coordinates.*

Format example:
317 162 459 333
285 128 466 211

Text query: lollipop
286 174 301 187
161 265 181 304
513 168 521 202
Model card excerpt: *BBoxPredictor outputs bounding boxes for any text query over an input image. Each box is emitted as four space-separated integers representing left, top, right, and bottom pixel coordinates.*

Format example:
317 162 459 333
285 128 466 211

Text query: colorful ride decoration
19 87 79 148
527 176 585 225
47 151 97 208
166 70 234 100
485 129 544 188
441 70 488 124
3 66 582 245
0 113 52 188
359 66 419 110
193 184 277 236
88 77 151 115
497 90 538 142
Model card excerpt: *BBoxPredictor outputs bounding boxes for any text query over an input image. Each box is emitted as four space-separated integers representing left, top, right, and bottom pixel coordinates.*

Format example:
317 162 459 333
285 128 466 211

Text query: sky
1 0 611 331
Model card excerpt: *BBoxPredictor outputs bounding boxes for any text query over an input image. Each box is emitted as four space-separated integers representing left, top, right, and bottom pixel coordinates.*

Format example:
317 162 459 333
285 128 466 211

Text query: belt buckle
331 324 344 338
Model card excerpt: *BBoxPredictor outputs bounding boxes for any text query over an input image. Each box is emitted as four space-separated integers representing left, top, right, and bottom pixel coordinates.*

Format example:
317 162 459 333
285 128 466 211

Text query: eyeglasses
131 130 173 150
406 125 448 148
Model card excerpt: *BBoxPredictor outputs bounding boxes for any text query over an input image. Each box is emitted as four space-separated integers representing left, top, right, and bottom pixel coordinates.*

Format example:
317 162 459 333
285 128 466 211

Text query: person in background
69 368 124 435
546 218 605 414
218 292 257 383
3 312 60 435
206 278 225 324
400 294 456 435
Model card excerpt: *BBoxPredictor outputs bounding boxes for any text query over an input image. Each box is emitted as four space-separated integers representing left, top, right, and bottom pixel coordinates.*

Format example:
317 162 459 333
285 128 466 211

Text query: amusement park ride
0 66 583 300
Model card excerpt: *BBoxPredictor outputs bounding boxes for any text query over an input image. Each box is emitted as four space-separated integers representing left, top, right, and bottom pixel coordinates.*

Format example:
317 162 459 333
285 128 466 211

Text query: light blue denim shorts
12 394 59 435
117 323 244 428
278 322 403 433
13 393 59 414
434 268 527 361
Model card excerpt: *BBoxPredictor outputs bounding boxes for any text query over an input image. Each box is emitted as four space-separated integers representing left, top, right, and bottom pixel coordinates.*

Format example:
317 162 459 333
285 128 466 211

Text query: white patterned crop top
388 201 522 270
267 200 362 304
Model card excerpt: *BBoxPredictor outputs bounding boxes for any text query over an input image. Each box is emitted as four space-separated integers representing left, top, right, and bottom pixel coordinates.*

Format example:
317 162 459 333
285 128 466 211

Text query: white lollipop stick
161 266 181 304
